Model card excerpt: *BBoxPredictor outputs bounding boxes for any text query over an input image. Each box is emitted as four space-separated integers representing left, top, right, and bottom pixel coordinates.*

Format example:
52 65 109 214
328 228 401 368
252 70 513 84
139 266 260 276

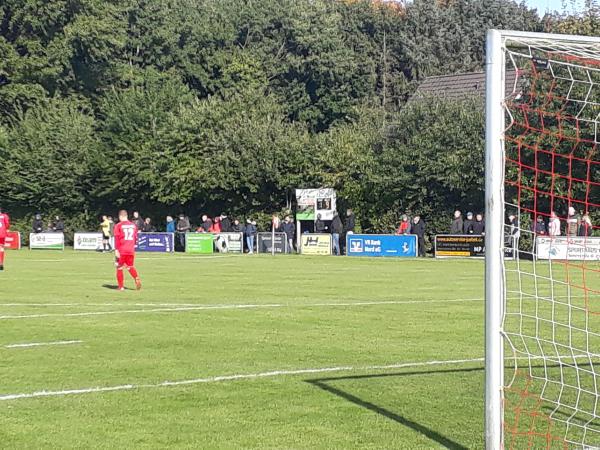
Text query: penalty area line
4 340 83 349
0 298 484 320
0 357 484 402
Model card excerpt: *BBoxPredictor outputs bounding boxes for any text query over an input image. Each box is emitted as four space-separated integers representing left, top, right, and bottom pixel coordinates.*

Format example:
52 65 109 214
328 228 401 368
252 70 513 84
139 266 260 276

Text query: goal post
485 29 600 449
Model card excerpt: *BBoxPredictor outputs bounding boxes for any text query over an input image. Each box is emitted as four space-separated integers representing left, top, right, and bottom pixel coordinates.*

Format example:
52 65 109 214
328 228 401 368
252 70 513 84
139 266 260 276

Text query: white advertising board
536 236 600 261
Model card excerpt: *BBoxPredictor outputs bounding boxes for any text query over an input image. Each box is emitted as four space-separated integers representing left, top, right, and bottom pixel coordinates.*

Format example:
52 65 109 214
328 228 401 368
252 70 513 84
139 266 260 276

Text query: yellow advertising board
301 234 332 255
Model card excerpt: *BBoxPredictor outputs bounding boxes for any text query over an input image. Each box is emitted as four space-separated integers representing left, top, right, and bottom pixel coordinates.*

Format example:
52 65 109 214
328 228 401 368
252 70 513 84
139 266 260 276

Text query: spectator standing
315 213 327 233
281 216 296 253
578 214 593 237
176 214 191 250
396 214 411 235
507 214 520 255
209 217 222 233
231 219 243 233
108 216 115 237
101 215 112 252
166 216 176 233
132 211 144 230
472 213 485 235
245 219 257 254
142 218 155 233
272 215 281 232
32 214 43 233
463 212 474 234
548 211 561 237
330 211 343 256
220 213 232 233
412 215 426 257
52 216 65 233
450 210 463 234
200 215 213 232
566 206 580 237
345 209 356 235
533 216 547 235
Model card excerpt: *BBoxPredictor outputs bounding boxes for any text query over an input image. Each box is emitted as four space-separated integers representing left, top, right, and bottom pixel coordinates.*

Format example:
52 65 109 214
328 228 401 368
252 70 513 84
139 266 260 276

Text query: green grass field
1 251 487 449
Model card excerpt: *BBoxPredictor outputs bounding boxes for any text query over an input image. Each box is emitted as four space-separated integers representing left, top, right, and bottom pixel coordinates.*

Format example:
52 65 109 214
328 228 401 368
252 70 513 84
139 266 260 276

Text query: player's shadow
101 284 132 290
305 366 483 450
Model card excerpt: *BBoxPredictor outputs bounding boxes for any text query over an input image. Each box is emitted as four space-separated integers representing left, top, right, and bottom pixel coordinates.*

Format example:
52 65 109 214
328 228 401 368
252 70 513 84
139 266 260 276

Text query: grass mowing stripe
0 357 484 402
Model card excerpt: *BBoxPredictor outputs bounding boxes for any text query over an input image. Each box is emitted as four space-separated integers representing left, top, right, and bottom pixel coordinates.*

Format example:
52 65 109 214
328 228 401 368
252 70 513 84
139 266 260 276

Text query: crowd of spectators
31 213 65 234
531 207 594 237
448 210 486 236
26 206 595 256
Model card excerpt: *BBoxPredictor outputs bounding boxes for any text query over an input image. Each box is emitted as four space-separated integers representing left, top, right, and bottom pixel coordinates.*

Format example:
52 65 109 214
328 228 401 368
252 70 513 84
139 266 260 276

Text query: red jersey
0 213 10 238
113 220 138 255
397 221 410 235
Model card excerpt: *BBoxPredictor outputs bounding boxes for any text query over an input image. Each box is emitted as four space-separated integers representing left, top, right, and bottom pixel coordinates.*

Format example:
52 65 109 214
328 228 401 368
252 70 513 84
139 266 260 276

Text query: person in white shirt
548 211 561 237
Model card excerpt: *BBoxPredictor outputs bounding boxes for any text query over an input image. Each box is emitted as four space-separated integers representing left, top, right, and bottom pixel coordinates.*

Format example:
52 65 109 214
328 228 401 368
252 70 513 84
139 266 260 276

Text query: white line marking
0 357 484 401
4 340 82 349
0 298 483 320
0 304 283 320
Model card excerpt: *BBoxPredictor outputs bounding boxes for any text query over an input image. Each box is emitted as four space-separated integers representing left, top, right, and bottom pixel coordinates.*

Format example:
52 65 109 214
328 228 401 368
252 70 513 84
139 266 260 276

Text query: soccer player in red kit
113 210 142 291
0 207 10 271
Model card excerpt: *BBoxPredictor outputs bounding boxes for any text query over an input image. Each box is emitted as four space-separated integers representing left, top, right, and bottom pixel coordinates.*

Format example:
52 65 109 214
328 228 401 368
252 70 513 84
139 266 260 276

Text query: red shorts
0 237 5 246
117 254 135 267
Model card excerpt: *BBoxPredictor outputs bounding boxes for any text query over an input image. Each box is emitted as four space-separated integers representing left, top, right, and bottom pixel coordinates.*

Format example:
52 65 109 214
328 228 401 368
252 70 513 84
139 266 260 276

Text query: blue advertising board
347 234 417 257
137 232 174 253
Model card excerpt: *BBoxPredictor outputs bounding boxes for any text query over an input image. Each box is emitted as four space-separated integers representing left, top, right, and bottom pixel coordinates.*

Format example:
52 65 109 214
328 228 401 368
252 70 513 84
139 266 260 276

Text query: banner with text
214 233 243 253
185 233 214 254
257 232 287 254
435 235 485 258
5 231 21 250
347 234 417 257
137 233 174 253
29 233 65 250
74 232 104 251
301 234 332 255
536 236 600 261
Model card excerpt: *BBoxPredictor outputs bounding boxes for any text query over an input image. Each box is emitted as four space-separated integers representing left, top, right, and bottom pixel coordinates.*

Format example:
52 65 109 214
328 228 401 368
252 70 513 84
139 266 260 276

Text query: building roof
413 70 518 99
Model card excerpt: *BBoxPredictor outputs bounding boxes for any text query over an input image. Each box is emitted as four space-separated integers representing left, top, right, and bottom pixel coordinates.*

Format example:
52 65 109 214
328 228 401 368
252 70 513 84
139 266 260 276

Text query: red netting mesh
501 39 600 448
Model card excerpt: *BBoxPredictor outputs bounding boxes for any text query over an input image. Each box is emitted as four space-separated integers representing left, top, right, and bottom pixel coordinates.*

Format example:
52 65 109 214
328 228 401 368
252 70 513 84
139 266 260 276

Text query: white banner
536 236 600 261
29 233 65 250
214 233 243 253
74 232 106 251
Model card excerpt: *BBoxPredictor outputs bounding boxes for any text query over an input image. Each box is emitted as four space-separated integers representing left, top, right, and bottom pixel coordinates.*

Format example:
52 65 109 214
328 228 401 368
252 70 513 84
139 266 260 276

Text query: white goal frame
485 29 600 450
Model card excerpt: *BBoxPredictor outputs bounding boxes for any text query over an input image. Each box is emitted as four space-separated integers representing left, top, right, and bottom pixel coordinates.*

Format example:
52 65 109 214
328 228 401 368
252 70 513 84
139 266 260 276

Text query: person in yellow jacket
100 215 112 252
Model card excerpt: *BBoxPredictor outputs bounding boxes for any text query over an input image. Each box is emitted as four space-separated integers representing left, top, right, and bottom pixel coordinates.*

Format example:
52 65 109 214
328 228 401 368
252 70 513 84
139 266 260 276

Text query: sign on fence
536 236 600 261
5 231 21 250
435 235 485 258
257 232 287 254
74 232 104 251
137 233 174 253
29 233 65 250
301 234 332 255
214 233 243 253
347 234 417 257
185 233 214 254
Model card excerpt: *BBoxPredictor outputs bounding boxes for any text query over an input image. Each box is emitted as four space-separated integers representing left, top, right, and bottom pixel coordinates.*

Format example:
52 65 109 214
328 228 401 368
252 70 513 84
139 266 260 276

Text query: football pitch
1 251 486 449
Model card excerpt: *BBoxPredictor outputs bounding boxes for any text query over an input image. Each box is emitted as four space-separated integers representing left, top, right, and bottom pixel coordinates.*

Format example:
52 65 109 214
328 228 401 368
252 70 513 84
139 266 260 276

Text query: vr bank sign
347 234 417 257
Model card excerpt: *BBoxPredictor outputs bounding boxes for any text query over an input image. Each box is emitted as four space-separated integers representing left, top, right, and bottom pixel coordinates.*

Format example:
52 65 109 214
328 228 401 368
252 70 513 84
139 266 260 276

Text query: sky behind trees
525 0 585 13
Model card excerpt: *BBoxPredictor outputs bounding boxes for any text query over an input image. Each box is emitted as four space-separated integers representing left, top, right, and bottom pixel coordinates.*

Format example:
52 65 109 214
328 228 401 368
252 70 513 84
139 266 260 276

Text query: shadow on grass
306 366 484 450
101 284 131 290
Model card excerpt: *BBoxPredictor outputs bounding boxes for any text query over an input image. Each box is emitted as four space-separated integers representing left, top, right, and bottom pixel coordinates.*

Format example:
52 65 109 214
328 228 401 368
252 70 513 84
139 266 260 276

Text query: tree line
0 0 596 237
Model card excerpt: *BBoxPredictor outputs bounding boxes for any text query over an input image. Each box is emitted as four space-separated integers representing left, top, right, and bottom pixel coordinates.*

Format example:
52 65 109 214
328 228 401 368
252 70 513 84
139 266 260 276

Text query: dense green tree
6 0 583 236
